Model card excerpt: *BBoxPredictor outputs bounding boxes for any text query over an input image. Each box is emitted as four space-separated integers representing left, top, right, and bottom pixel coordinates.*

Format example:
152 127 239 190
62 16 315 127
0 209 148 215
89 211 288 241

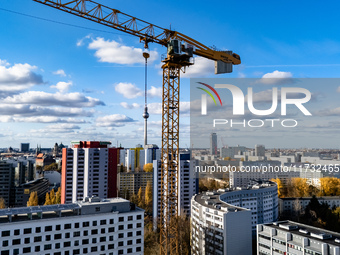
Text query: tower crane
32 1 241 254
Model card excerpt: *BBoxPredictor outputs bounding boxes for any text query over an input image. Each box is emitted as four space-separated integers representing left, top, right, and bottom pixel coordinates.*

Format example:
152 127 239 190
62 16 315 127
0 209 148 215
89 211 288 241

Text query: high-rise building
0 197 144 255
255 144 265 157
257 221 340 255
220 145 246 158
20 143 30 152
61 141 120 204
210 133 217 155
153 151 198 228
191 190 252 255
14 178 49 207
0 162 14 208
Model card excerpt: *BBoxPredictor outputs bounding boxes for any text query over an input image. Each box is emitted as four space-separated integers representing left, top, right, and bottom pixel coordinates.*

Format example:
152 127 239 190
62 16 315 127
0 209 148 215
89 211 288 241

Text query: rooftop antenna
142 50 150 148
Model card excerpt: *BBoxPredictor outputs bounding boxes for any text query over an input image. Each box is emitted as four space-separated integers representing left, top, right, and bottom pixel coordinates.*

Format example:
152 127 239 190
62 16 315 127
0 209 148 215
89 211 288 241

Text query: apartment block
0 197 144 255
257 221 340 255
61 141 120 204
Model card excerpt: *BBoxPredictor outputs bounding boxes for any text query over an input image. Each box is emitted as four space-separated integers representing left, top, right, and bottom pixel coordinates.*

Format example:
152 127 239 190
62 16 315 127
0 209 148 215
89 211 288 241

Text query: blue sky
1 0 340 149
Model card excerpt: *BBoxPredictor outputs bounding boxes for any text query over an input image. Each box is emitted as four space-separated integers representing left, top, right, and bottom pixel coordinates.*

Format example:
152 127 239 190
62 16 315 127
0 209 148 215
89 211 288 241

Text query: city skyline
1 1 340 148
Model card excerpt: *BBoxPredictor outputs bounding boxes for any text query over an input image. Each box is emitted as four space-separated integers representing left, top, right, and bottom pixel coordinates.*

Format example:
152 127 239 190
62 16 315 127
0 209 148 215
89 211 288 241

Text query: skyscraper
210 133 217 155
61 141 120 204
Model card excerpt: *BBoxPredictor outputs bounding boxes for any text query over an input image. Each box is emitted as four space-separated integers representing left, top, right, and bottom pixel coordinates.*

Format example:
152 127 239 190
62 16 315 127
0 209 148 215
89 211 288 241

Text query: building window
110 219 114 224
82 239 89 245
55 243 60 249
24 228 32 234
75 223 79 228
128 224 133 229
12 239 20 245
54 234 62 239
95 207 100 212
73 249 80 255
64 224 71 229
137 215 142 220
100 237 106 242
136 247 142 252
109 236 114 241
93 221 97 226
100 219 106 225
127 240 133 245
45 226 53 231
137 231 141 236
73 231 81 237
119 217 124 222
65 233 70 238
92 238 97 244
91 247 98 252
83 230 88 236
127 248 132 253
83 221 89 227
119 225 124 230
24 238 30 244
118 233 124 238
128 232 133 237
46 235 51 241
44 244 52 250
35 246 40 252
2 240 8 247
108 227 114 232
1 231 10 237
118 250 123 255
101 228 105 234
128 216 133 221
34 236 42 242
64 242 71 247
108 244 114 249
91 229 98 235
1 251 9 255
14 229 20 235
137 239 142 244
56 225 61 231
83 248 88 254
137 223 142 228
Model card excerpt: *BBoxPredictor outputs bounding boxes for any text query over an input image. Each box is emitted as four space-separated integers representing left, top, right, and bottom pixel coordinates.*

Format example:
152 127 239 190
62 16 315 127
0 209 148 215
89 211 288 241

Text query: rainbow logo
196 82 223 106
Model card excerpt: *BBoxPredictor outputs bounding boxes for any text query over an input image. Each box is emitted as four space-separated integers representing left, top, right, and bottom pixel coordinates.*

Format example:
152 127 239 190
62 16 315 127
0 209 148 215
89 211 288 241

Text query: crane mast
32 1 241 254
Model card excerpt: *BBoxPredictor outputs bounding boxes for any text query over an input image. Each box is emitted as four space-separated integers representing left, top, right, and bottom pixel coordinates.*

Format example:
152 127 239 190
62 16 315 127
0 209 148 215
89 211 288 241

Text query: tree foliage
27 191 38 207
44 162 59 171
145 181 152 213
0 197 6 209
144 163 153 172
44 192 51 205
55 187 61 204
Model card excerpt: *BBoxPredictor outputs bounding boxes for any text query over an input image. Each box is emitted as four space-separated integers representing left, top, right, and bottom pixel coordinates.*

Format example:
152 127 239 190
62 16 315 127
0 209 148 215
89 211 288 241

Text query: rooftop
263 221 340 246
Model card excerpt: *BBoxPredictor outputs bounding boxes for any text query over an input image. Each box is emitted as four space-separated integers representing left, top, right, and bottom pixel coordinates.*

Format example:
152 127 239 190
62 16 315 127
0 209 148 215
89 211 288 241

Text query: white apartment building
153 151 198 227
257 221 340 255
219 180 279 232
191 190 252 255
0 197 144 255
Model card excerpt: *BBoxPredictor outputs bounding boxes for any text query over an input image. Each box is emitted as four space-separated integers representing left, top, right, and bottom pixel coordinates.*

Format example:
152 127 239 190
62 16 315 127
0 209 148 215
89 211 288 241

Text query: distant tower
210 133 217 155
143 51 150 148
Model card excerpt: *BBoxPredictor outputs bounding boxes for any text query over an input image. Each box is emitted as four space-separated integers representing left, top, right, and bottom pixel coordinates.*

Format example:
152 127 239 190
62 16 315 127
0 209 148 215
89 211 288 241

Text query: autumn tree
44 163 59 171
270 178 284 198
320 177 340 196
44 192 51 205
55 187 61 204
0 197 6 209
27 191 38 207
143 163 153 172
137 187 145 208
145 182 152 213
50 189 56 204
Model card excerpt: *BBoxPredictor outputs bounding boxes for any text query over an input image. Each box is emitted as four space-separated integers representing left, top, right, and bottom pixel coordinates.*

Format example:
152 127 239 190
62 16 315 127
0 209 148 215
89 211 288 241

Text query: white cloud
96 114 134 127
76 34 92 47
148 86 162 98
337 86 340 93
260 70 293 85
53 69 66 77
88 37 158 64
148 102 190 114
316 107 340 116
115 82 143 99
120 102 141 109
50 81 72 93
0 104 95 117
182 57 215 78
0 61 44 92
2 91 104 108
14 117 88 123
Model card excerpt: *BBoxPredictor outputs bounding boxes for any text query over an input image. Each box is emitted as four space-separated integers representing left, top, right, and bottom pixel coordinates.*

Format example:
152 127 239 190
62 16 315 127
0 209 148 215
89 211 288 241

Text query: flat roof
263 221 340 246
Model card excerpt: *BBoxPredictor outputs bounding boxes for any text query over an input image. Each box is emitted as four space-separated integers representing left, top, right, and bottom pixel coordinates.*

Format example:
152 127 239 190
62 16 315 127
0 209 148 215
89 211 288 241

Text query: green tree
0 197 6 209
44 192 51 205
55 187 61 204
27 191 38 207
143 163 153 172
